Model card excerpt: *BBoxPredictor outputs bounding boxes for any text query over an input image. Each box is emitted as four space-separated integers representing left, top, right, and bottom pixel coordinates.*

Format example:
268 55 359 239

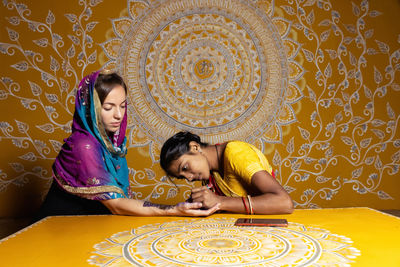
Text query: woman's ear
188 141 201 153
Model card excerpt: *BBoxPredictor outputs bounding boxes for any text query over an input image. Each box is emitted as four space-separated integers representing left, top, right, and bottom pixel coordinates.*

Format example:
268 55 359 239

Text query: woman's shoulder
66 131 102 152
225 140 254 152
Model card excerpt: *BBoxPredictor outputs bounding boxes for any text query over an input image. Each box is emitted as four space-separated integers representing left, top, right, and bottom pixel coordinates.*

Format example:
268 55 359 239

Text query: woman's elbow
101 199 124 215
281 195 294 214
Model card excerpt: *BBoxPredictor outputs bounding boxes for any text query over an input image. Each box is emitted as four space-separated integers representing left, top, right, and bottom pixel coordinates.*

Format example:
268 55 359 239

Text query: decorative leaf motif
33 38 49 47
352 167 363 178
351 2 360 16
320 29 330 42
36 123 54 133
28 81 42 96
390 83 400 91
369 10 382 17
10 162 25 172
50 56 60 72
364 29 374 39
68 34 80 45
371 129 384 139
12 138 24 148
283 185 296 193
363 86 372 99
316 176 331 183
67 44 75 58
375 40 389 54
375 156 383 170
273 150 281 165
86 22 98 32
286 137 294 153
298 126 310 140
386 103 395 119
302 48 314 62
371 119 385 127
307 86 316 102
11 61 29 71
360 138 372 148
15 120 29 133
335 112 343 122
324 63 332 78
60 77 69 92
325 49 337 59
6 27 19 41
365 156 375 165
90 0 103 7
88 50 97 64
19 152 37 161
303 0 316 7
49 140 63 153
21 99 36 110
306 9 315 25
65 13 77 23
341 136 353 145
373 66 382 84
281 5 295 15
0 90 8 100
392 151 400 163
351 116 363 124
349 52 357 66
45 93 58 103
377 191 392 200
344 24 356 34
318 19 331 27
46 10 55 25
167 187 177 199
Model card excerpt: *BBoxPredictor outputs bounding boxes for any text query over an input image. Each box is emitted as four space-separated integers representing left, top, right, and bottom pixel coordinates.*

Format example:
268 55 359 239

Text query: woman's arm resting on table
248 170 294 214
191 170 293 215
101 197 220 216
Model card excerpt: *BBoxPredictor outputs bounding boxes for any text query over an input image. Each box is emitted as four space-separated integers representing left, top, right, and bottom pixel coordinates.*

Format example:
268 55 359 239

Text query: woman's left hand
191 186 222 209
174 202 220 216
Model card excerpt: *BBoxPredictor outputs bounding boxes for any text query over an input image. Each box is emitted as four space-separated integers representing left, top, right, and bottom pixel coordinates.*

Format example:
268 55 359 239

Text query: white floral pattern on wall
0 0 399 217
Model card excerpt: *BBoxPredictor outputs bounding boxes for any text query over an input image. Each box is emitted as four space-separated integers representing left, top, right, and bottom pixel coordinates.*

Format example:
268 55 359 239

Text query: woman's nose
114 107 122 119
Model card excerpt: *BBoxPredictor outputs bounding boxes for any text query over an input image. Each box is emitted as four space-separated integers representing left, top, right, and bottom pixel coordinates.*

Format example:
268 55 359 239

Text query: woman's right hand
172 202 220 216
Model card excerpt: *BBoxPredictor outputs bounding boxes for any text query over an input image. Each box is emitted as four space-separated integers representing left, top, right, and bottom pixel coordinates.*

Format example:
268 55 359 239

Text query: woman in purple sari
35 71 219 220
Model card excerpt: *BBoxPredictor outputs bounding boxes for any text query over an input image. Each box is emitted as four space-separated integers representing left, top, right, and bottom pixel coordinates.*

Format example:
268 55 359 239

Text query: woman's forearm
219 193 293 215
101 198 177 216
101 197 220 217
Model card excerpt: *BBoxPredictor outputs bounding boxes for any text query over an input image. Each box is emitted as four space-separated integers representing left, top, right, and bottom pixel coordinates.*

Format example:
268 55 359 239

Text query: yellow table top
0 208 399 266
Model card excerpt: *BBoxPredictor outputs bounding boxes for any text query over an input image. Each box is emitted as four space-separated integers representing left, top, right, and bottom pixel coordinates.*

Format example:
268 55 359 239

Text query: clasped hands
174 186 221 216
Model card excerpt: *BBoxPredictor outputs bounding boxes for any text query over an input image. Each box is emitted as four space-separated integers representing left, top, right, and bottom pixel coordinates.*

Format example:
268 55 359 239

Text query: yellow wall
0 0 399 218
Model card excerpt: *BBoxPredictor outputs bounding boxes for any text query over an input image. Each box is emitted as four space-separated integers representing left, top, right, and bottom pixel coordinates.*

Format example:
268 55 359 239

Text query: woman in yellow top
160 131 294 215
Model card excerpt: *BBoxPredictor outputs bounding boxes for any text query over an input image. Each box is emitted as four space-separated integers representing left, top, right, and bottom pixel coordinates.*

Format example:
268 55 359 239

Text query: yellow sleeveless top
210 141 273 197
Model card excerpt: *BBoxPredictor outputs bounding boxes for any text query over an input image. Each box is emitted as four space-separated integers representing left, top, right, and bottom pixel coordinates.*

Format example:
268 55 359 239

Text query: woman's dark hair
160 131 208 176
95 72 127 104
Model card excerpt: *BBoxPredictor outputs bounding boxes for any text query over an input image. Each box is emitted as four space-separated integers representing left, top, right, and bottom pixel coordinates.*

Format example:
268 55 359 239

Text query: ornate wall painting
1 0 400 217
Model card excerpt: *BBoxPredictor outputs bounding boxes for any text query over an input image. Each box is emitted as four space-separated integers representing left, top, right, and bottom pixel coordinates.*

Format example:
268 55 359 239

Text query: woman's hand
191 186 222 209
173 201 220 216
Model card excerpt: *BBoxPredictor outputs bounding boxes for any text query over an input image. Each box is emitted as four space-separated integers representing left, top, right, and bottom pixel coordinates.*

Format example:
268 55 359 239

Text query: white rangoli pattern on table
89 218 360 266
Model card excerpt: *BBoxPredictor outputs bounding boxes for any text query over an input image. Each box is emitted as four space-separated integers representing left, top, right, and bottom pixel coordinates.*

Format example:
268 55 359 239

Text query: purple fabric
52 71 131 200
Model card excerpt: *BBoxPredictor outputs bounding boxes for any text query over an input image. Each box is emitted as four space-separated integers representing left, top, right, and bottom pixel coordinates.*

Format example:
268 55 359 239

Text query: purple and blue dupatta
52 71 131 200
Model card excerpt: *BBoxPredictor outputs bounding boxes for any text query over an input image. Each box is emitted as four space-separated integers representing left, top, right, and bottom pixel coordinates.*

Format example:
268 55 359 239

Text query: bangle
242 196 249 214
247 195 254 215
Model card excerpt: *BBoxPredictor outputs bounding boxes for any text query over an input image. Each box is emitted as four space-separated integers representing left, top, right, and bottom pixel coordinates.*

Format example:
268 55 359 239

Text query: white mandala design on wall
101 0 304 158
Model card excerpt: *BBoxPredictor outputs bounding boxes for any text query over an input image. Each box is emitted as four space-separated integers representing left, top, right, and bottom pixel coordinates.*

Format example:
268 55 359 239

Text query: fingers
191 186 210 202
190 203 220 216
191 186 209 193
179 202 202 209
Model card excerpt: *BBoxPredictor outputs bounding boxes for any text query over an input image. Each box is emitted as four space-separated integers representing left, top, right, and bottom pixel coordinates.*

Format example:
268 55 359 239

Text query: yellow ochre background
0 0 399 219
